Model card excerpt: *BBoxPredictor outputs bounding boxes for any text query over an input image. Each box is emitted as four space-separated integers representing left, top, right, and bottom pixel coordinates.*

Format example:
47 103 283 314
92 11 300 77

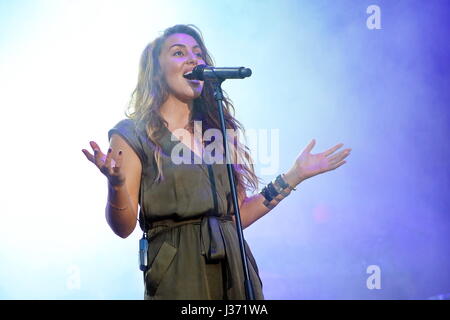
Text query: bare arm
233 168 301 229
83 135 142 238
234 138 351 229
105 134 142 238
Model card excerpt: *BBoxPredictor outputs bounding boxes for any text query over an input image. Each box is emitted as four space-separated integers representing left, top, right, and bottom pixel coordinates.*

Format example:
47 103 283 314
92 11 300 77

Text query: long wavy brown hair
125 24 260 194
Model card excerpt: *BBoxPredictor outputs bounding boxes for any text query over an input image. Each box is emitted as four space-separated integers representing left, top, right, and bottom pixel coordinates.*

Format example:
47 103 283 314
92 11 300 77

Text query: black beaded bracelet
261 185 274 202
275 174 289 189
267 182 280 199
279 174 296 191
260 174 297 207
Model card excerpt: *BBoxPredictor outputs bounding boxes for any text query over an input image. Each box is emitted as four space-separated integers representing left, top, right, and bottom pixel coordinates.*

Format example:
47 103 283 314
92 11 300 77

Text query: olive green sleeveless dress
108 119 264 300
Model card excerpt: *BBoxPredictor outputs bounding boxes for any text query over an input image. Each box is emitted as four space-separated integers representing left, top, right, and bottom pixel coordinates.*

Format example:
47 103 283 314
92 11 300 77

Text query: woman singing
82 24 351 300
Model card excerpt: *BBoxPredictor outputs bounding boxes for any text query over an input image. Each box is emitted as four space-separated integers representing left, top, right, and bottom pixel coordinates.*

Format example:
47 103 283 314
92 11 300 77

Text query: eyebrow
168 43 202 51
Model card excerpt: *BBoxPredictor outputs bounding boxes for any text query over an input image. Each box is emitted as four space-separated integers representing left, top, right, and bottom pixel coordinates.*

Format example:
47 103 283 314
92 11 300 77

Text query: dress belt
148 214 234 290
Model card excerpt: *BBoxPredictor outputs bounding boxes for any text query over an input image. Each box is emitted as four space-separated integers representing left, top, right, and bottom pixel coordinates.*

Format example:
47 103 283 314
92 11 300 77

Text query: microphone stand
212 79 255 300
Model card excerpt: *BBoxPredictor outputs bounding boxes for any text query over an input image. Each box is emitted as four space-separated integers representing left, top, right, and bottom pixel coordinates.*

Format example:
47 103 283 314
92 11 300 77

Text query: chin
171 83 203 102
186 88 203 100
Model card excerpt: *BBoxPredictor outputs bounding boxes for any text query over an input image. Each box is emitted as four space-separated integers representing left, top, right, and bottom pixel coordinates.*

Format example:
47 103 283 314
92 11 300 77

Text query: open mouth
186 78 201 85
183 71 201 85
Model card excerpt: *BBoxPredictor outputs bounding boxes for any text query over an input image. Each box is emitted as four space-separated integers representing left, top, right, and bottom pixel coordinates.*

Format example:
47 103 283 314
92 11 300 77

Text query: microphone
183 64 252 81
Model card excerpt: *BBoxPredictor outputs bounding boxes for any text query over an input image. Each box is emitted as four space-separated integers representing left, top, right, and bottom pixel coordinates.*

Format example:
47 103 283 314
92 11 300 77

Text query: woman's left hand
285 139 351 186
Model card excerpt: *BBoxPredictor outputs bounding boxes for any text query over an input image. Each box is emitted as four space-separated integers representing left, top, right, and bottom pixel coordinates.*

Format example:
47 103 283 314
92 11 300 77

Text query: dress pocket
145 241 178 296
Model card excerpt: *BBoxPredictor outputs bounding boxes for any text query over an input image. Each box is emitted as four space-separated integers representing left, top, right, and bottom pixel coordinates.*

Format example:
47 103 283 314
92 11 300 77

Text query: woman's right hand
82 141 126 188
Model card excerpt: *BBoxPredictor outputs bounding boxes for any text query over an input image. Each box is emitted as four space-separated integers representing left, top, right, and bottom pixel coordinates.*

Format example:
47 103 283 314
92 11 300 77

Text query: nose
187 55 199 66
187 51 203 65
